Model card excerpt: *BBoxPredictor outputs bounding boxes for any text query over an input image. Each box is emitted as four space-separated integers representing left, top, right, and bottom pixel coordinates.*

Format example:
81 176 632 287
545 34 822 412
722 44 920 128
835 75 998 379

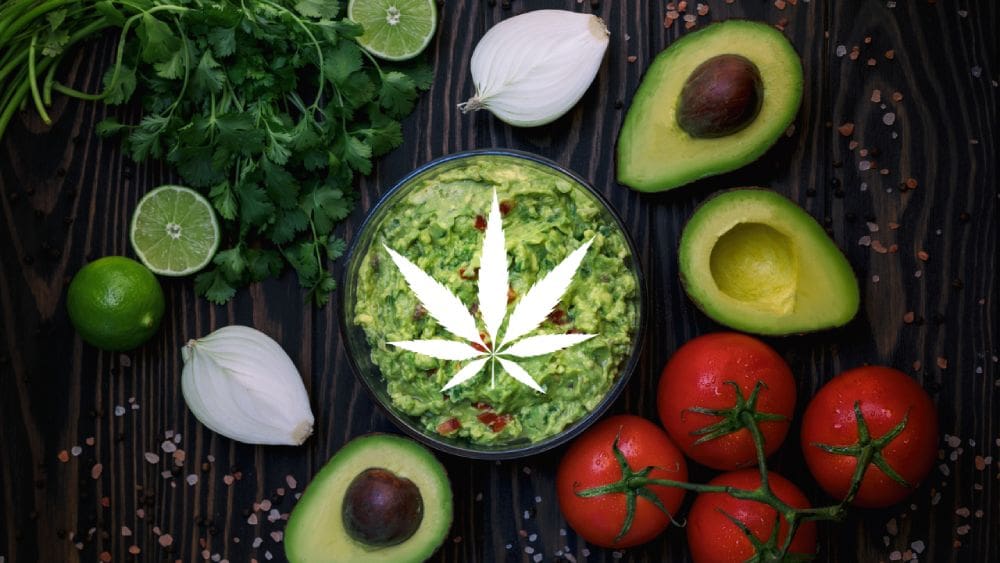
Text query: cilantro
81 0 431 304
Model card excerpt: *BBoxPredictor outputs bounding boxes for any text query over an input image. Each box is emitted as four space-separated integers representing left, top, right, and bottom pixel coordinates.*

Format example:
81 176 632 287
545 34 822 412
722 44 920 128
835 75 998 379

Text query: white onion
181 325 314 446
458 10 610 127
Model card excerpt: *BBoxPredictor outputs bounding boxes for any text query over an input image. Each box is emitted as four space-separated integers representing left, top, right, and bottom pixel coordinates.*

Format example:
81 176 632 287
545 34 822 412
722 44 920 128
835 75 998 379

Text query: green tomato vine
575 380 914 560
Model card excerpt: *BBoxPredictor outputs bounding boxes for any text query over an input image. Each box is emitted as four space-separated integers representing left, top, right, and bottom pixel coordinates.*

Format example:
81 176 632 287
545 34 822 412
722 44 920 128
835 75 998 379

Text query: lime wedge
129 185 220 276
348 0 437 61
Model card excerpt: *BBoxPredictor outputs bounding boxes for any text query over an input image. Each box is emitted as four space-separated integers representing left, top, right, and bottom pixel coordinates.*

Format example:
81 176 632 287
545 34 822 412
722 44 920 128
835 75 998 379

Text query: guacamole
353 155 638 445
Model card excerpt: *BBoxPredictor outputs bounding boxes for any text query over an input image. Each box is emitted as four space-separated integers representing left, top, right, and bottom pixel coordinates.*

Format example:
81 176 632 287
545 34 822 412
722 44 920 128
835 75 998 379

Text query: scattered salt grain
270 531 283 543
144 452 160 464
939 464 951 476
186 474 198 486
91 464 103 479
859 161 872 171
161 441 177 453
286 475 298 489
883 113 897 125
971 66 982 78
248 513 258 525
121 526 132 537
158 534 173 548
114 406 126 417
836 45 847 57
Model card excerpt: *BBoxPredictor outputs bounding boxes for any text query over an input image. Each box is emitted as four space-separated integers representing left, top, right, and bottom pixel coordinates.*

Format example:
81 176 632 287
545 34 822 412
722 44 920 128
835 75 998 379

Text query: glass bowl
340 149 646 459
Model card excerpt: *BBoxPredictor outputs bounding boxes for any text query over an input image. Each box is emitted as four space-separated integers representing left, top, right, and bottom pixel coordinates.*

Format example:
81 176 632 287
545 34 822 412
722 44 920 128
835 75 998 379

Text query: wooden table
1 1 996 561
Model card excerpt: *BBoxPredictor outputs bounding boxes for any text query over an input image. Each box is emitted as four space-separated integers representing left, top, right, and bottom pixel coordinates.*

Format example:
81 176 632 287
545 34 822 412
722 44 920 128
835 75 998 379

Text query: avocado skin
285 434 453 563
617 20 804 192
678 188 860 335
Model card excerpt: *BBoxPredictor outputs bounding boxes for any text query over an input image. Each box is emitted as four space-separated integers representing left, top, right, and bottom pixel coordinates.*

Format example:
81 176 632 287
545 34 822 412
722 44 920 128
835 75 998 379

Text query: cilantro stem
0 0 78 48
0 5 114 139
51 5 189 101
27 32 52 124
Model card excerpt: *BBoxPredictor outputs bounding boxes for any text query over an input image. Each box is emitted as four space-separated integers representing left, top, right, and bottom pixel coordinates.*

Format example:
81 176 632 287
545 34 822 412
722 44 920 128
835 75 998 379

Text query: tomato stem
573 428 684 543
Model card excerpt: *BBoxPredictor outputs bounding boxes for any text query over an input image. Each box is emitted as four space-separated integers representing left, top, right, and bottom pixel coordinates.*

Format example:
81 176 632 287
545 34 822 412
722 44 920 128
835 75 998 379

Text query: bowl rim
339 148 647 460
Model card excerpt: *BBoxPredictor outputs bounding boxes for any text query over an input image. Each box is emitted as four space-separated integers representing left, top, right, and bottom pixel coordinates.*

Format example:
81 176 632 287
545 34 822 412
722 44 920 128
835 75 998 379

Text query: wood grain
1 1 996 562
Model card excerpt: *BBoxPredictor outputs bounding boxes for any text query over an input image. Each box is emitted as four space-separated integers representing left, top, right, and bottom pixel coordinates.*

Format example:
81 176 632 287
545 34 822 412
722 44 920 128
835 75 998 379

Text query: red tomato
657 332 796 470
687 470 817 563
800 366 938 508
556 415 688 548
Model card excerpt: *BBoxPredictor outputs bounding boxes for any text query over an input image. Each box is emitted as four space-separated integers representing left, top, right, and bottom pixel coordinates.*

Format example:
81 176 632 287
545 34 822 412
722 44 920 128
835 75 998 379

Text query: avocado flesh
679 189 859 335
617 20 803 192
285 434 453 563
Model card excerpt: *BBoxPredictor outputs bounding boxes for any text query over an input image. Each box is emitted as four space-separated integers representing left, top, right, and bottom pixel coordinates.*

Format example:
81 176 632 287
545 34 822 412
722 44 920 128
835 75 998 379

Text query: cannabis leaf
385 190 596 394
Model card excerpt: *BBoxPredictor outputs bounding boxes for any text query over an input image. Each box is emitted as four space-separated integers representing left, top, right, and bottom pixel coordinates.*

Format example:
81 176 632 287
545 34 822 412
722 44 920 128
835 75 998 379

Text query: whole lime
66 256 165 351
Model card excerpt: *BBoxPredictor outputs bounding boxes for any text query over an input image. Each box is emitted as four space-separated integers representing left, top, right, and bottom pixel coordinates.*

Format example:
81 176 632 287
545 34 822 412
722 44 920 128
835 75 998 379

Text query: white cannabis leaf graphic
384 189 596 393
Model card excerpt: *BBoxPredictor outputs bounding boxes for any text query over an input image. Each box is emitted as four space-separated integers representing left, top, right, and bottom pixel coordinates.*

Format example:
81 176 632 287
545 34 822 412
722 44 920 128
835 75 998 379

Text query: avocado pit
342 467 424 547
677 54 763 138
709 222 796 315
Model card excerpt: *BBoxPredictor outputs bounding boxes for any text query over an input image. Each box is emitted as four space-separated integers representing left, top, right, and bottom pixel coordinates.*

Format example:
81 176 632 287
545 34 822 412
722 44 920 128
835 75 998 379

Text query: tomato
687 470 817 563
556 415 688 548
657 332 796 470
800 366 938 508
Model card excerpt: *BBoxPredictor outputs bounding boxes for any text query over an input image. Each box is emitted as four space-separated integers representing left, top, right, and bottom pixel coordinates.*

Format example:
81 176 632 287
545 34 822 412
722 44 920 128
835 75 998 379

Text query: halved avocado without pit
285 434 453 563
617 20 803 192
679 189 859 335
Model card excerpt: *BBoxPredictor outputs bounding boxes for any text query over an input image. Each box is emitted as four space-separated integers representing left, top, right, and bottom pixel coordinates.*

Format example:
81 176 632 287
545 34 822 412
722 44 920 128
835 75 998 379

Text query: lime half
130 185 220 276
348 0 437 61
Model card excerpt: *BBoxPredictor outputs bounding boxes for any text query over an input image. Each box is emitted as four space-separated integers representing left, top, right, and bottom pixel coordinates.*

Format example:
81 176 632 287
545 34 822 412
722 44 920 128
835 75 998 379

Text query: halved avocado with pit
285 434 453 563
617 20 803 192
679 189 859 335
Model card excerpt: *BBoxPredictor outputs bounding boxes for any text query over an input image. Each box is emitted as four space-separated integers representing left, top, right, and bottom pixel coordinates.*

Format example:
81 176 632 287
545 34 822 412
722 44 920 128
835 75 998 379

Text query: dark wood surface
1 1 997 561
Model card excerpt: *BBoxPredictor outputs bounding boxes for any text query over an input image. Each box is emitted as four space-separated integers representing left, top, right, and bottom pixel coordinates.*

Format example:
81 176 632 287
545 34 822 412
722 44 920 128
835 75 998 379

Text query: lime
66 256 165 351
348 0 437 61
129 185 219 276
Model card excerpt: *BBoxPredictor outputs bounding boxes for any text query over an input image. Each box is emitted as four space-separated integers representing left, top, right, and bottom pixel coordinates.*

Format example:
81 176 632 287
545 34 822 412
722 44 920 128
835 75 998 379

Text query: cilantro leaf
323 40 362 85
169 145 225 187
245 248 284 281
127 114 170 161
195 269 237 305
95 117 126 137
261 158 299 207
191 50 225 96
237 181 276 227
268 207 310 244
378 70 418 117
137 13 181 64
213 246 248 279
327 235 347 260
102 65 136 105
342 135 372 174
310 270 337 306
153 49 186 79
401 62 435 90
294 0 341 19
207 26 237 57
209 181 238 221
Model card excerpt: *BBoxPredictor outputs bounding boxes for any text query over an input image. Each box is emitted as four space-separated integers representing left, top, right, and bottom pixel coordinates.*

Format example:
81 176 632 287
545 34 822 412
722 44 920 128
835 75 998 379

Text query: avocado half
678 189 859 335
285 434 453 563
617 20 803 192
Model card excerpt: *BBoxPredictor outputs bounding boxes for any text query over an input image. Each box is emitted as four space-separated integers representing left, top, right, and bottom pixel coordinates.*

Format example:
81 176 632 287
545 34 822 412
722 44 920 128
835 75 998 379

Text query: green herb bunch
1 0 432 305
